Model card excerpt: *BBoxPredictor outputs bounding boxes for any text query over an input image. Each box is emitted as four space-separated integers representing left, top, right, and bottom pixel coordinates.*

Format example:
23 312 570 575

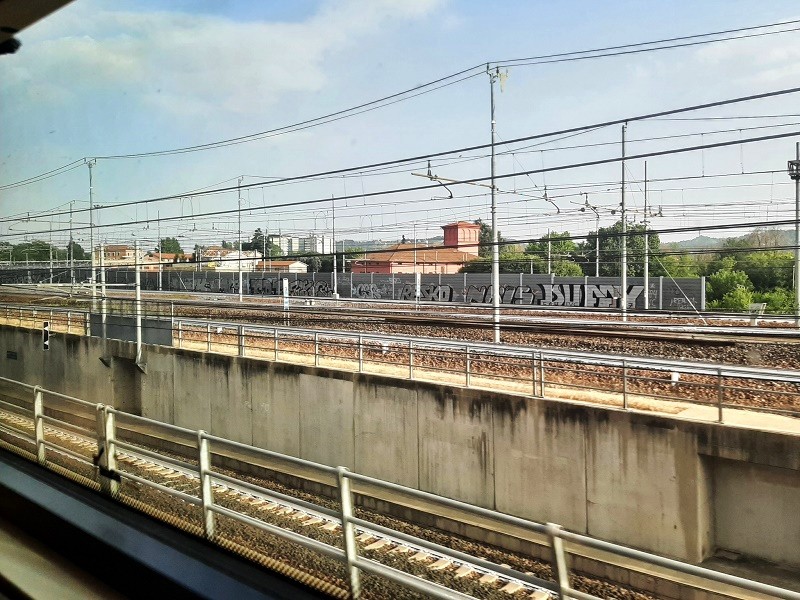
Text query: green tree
499 250 535 273
553 261 584 276
753 288 795 314
67 241 87 260
474 218 507 258
651 253 700 278
221 240 233 250
10 240 60 262
157 237 183 254
525 232 577 259
734 251 793 292
460 250 542 274
586 220 660 277
717 286 754 311
706 268 752 303
299 252 322 273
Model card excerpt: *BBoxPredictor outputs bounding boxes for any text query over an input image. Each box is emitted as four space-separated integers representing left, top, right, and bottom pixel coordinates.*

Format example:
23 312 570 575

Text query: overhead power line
496 23 800 68
5 83 800 226
8 128 800 239
3 17 800 189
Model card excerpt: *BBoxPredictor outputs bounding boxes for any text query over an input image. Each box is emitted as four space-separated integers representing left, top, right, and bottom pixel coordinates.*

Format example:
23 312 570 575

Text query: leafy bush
706 268 751 302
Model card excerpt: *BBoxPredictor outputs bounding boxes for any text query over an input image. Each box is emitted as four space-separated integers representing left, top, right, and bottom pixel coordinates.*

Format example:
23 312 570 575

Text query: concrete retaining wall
1 323 798 568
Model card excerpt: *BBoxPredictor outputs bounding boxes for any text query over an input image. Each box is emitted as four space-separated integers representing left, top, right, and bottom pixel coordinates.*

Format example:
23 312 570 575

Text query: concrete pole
238 176 243 302
48 222 53 283
643 161 649 310
489 66 500 343
547 230 551 274
134 241 142 365
621 124 628 321
157 211 162 292
69 201 74 287
100 243 107 357
595 211 600 278
332 195 338 299
794 142 800 327
88 159 96 310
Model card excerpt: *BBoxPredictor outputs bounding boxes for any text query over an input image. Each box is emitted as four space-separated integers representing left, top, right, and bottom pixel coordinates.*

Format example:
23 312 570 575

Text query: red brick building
352 222 480 274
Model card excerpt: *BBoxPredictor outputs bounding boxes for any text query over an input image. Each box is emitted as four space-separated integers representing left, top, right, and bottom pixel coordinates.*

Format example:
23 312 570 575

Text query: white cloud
3 0 446 117
693 31 800 87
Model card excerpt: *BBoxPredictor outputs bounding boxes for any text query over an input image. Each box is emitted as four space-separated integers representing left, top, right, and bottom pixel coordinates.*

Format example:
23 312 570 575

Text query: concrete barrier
1 323 798 569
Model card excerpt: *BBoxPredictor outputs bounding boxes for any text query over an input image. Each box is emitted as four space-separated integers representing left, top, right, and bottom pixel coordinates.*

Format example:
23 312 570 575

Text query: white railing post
198 431 215 539
622 359 629 410
67 311 71 334
358 335 364 372
177 321 183 348
314 332 320 367
33 386 45 466
465 345 471 387
207 323 212 352
238 325 245 357
532 351 537 397
84 311 90 336
409 341 414 380
336 466 362 600
539 352 546 397
546 523 571 599
94 404 119 496
717 367 724 423
273 328 279 361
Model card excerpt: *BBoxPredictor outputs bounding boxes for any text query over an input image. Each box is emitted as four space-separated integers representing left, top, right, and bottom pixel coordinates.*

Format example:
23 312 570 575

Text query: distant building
298 235 332 255
94 244 147 266
140 252 178 272
442 221 480 256
351 222 480 274
255 260 308 273
267 235 299 255
201 246 231 260
212 250 263 272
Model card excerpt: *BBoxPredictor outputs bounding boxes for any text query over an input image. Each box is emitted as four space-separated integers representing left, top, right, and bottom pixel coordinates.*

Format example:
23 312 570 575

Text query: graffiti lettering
352 283 387 299
465 285 490 304
286 279 332 297
398 283 453 301
0 267 698 311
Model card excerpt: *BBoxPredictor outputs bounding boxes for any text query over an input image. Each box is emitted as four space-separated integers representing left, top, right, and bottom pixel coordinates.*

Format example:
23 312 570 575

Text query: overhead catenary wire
495 23 800 68
7 83 800 227
8 126 800 239
4 16 800 190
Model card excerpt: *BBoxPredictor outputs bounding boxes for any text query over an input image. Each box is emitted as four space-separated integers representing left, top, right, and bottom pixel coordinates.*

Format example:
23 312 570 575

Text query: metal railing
172 317 800 423
3 302 800 423
0 375 797 600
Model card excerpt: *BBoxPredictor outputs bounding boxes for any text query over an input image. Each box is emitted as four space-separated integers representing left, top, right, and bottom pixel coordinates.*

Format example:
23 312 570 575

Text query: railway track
4 287 800 347
0 405 654 600
4 299 800 416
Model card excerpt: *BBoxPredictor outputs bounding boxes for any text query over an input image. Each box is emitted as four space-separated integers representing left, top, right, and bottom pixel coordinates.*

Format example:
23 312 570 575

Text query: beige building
210 250 263 271
93 245 147 266
255 260 308 273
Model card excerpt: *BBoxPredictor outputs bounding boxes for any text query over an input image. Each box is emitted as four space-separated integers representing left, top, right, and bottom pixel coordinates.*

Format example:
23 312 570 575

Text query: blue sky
2 0 800 252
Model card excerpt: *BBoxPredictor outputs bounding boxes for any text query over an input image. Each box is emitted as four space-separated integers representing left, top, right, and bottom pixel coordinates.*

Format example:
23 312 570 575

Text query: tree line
462 220 796 313
3 223 795 313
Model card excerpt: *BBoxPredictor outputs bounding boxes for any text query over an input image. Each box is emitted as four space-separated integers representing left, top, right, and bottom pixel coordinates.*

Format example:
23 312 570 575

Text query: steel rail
176 317 800 383
0 379 795 600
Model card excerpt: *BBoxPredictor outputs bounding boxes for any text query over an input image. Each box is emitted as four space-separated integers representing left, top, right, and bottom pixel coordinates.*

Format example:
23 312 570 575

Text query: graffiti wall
1 268 704 310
